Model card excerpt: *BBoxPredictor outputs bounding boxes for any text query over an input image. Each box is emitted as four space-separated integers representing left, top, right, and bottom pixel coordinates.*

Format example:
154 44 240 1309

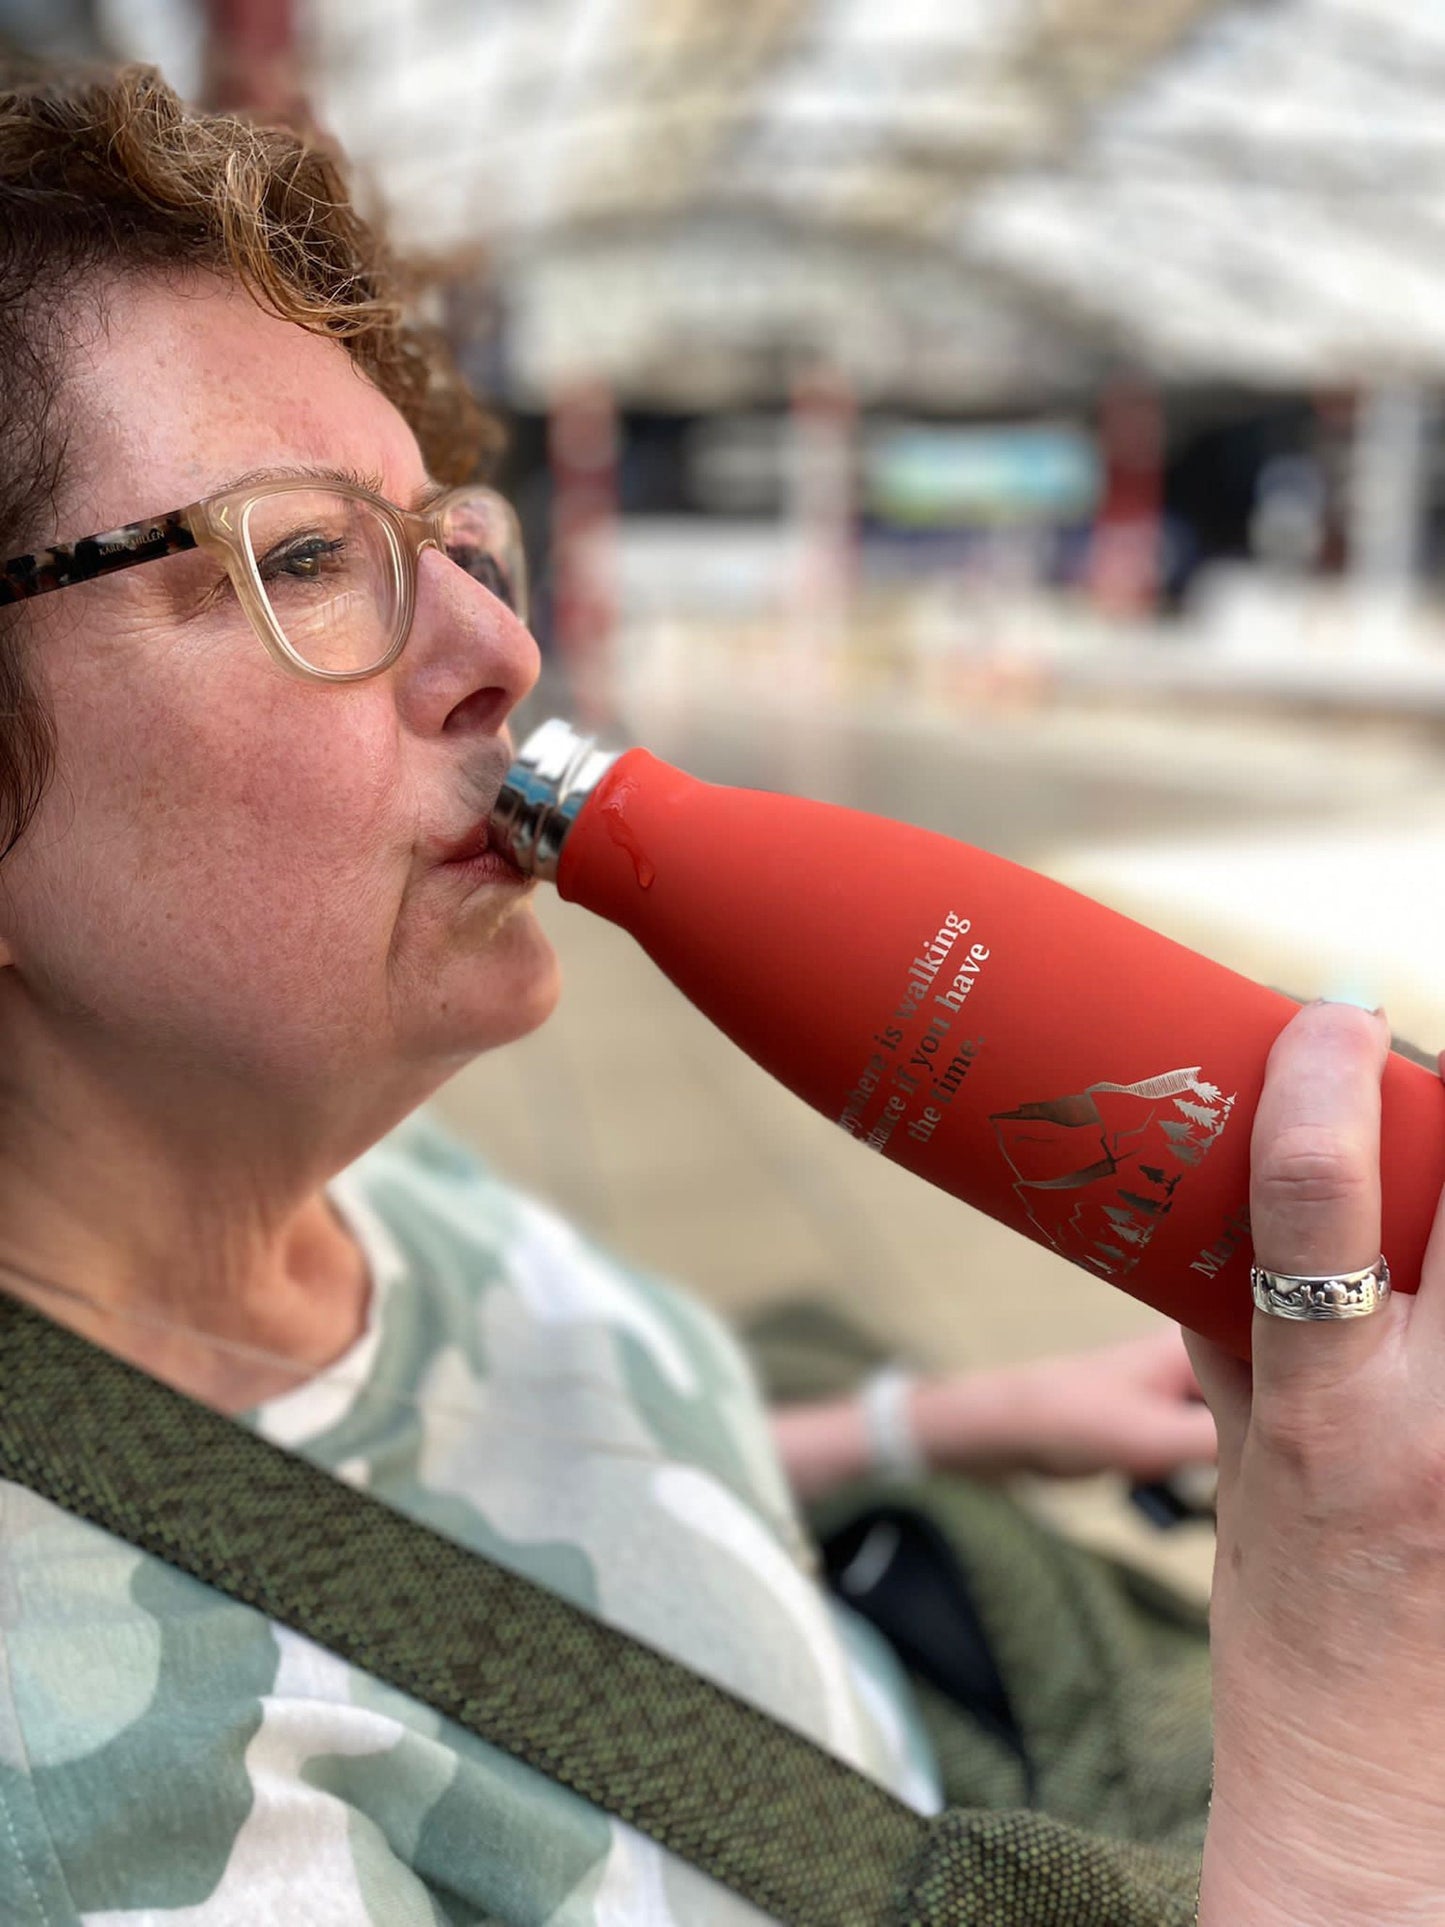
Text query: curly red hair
0 58 500 858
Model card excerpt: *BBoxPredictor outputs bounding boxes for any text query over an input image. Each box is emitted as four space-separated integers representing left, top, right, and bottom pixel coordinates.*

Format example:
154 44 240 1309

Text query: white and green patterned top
0 1110 940 1925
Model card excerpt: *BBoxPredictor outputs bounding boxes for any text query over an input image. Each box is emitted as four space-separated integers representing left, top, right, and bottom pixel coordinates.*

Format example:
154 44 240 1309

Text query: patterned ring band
1250 1256 1392 1321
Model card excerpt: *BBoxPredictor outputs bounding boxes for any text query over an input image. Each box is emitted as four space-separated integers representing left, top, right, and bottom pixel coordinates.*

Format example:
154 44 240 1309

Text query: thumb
1182 1326 1250 1477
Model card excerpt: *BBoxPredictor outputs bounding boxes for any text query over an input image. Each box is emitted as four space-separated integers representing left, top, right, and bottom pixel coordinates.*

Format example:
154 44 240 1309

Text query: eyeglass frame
0 476 528 684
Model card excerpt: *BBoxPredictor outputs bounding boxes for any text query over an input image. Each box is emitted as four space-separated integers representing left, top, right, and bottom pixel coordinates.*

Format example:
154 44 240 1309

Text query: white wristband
858 1365 927 1481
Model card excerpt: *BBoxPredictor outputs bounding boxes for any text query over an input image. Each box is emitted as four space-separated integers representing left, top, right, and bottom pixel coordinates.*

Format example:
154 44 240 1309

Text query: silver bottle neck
489 718 621 881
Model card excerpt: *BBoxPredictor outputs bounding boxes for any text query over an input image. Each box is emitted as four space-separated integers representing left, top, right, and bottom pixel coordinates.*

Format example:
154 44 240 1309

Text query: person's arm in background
770 1325 1218 1503
1188 1002 1445 1927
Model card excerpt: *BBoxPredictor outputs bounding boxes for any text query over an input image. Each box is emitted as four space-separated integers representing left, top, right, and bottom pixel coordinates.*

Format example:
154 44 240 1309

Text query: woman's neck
0 1038 387 1414
0 1189 373 1415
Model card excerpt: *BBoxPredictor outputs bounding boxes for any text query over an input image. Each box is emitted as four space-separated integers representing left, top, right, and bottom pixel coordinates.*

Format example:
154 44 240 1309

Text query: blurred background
9 0 1445 1587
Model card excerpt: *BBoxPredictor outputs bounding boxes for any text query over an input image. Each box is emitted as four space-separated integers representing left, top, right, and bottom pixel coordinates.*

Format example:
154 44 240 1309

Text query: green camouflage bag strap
0 1296 924 1926
0 1297 1205 1926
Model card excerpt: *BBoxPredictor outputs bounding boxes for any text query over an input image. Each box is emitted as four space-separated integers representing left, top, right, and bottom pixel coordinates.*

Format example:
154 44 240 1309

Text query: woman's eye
260 535 345 582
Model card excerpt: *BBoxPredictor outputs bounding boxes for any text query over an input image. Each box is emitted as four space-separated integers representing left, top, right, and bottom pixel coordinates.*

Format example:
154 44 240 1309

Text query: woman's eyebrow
216 463 438 508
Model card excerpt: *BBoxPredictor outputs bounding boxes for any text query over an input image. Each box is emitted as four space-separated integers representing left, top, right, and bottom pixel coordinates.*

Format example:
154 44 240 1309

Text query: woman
0 60 1422 1927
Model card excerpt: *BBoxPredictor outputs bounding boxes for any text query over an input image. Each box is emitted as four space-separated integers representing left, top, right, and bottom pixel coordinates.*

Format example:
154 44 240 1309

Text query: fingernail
1319 984 1380 1010
1315 993 1390 1036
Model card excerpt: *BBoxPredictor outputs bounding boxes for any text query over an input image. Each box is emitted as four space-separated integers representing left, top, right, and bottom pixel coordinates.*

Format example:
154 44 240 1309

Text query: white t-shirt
0 1109 939 1925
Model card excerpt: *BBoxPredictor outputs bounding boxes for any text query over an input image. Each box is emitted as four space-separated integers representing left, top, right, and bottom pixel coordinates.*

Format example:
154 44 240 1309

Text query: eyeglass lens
243 488 524 675
439 494 525 618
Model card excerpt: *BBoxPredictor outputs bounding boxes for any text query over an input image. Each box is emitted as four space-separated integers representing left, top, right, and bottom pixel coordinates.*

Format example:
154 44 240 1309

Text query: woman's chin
440 905 563 1054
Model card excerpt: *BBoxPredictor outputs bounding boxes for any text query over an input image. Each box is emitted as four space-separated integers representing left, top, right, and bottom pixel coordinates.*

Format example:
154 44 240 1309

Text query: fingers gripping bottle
490 719 1445 1360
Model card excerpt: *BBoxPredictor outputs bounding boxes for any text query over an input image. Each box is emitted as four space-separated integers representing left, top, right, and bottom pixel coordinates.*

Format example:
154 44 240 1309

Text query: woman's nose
396 543 541 736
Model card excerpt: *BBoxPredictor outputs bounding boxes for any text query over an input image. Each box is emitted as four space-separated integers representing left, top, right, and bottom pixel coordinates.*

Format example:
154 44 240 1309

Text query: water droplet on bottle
600 785 656 889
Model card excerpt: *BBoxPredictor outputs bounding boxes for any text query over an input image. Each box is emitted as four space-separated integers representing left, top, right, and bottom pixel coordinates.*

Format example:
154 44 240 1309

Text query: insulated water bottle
490 718 1444 1359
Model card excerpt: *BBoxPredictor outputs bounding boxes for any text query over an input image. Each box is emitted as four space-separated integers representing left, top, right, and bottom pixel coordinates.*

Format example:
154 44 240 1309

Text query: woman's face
0 276 560 1109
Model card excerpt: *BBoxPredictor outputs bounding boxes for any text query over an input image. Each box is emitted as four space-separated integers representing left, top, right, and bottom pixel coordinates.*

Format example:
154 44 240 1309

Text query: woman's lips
431 807 531 886
439 845 531 886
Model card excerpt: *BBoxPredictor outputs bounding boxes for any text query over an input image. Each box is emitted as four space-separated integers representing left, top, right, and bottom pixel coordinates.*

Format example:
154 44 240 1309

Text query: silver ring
1250 1256 1392 1321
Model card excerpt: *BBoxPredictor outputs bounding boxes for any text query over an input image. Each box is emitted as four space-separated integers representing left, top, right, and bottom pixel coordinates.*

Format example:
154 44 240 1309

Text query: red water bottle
490 719 1444 1359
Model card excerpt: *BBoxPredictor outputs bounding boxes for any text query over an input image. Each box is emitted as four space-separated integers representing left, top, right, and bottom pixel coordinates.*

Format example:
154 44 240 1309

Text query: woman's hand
770 1325 1215 1504
1188 1002 1445 1926
910 1325 1217 1483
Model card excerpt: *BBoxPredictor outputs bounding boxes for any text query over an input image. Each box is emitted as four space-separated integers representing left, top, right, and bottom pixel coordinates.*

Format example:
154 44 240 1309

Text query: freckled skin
0 275 560 1393
1 275 558 1101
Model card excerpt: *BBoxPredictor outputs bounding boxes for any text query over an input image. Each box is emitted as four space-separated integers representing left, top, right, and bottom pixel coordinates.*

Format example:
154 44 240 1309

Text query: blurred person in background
0 58 1429 1927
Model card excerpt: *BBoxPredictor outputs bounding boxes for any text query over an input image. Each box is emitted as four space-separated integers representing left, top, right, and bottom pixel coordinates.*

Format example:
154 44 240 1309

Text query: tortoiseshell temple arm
0 510 197 607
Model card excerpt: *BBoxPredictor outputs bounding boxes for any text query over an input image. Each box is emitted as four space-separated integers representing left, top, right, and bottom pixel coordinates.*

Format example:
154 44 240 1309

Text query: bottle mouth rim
489 718 620 882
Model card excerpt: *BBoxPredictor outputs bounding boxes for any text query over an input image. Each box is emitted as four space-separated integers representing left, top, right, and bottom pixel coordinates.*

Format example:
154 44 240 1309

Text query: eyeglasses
0 477 528 683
